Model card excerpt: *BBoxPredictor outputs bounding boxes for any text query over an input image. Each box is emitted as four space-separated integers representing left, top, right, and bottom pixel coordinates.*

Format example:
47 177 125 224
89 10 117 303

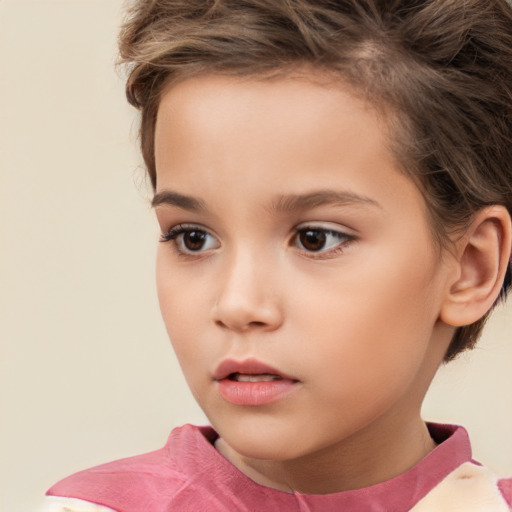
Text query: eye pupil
184 231 207 251
300 229 326 251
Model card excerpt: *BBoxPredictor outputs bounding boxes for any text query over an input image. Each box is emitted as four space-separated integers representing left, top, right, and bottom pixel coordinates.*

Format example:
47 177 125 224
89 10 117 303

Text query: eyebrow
151 191 207 211
269 190 381 213
151 189 381 213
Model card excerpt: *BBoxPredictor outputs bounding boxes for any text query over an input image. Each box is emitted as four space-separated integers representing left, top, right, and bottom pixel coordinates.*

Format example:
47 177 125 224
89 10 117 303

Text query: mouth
227 373 283 382
213 358 300 406
213 358 297 382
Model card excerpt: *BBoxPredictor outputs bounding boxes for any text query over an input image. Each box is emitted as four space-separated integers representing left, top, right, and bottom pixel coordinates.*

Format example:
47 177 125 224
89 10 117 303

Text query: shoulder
46 424 218 512
412 462 512 511
39 496 117 512
499 477 512 509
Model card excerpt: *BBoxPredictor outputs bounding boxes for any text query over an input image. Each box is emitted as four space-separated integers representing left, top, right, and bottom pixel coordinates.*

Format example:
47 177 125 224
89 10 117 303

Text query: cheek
290 244 442 395
156 275 211 401
156 251 208 364
156 247 214 322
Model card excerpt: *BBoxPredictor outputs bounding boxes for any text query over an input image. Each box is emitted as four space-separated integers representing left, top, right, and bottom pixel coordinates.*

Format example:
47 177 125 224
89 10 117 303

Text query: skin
153 73 460 494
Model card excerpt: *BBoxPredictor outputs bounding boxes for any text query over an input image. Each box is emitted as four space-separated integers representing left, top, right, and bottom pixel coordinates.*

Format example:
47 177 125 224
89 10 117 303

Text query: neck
216 412 437 494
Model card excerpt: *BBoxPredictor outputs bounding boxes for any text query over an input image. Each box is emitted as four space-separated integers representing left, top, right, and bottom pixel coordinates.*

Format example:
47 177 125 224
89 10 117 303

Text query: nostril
214 319 268 331
215 319 227 329
248 321 266 328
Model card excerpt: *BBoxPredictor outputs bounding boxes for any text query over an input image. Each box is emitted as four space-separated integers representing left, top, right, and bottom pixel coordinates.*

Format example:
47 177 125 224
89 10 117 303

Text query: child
42 0 512 510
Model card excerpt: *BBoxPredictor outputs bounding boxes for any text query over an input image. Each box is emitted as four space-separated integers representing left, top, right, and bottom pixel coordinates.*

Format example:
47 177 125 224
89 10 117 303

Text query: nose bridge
213 241 282 332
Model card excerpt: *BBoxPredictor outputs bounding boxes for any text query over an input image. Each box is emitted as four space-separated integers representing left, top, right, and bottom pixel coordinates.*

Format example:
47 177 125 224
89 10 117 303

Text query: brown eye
183 230 208 251
160 224 220 254
294 226 352 254
298 229 327 251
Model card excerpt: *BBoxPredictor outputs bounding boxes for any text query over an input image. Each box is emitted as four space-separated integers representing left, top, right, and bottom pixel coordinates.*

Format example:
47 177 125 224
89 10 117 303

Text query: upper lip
213 358 298 381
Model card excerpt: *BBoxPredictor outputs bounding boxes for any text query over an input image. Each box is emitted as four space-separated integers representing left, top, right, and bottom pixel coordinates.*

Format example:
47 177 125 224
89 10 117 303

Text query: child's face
153 74 454 463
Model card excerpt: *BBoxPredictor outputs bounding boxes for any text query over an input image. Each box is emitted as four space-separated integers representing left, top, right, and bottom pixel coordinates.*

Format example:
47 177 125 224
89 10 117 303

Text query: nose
212 248 283 333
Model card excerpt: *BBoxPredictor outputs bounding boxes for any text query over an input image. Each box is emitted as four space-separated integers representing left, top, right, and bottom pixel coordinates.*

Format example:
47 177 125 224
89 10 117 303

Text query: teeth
232 373 282 382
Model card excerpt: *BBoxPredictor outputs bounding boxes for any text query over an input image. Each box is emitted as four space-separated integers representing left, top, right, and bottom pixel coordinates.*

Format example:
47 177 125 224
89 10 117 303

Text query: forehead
156 73 392 173
158 71 378 122
154 73 429 223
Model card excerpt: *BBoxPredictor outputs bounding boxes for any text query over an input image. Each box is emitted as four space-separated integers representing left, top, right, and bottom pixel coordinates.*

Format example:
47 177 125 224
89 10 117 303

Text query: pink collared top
47 423 512 512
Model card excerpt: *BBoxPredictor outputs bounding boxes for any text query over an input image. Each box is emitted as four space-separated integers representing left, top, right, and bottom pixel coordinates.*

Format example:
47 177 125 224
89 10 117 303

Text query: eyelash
159 223 355 259
292 226 355 259
159 224 219 257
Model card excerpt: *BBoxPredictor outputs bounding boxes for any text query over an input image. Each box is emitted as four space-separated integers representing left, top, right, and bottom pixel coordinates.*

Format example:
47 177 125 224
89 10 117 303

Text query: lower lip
217 379 298 406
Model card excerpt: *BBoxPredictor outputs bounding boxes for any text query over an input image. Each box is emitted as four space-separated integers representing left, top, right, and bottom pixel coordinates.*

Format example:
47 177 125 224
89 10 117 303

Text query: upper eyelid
292 226 353 242
163 223 214 235
161 223 352 237
293 221 354 235
160 223 215 242
160 221 354 240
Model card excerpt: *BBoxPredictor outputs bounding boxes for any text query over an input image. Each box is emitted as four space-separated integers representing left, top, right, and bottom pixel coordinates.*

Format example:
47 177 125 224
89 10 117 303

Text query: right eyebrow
151 190 207 211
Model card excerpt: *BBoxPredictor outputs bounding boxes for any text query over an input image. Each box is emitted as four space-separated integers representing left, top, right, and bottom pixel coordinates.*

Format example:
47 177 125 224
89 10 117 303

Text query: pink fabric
47 423 491 512
499 478 512 508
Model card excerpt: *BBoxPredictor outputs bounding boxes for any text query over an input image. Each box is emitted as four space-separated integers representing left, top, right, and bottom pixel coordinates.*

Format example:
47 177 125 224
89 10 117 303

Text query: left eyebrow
268 190 381 214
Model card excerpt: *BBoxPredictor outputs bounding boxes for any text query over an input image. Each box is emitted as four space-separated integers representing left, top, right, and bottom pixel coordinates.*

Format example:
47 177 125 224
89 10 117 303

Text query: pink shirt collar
171 422 473 511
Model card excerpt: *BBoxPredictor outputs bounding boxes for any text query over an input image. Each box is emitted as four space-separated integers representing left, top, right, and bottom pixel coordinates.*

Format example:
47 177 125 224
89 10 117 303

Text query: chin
214 419 315 462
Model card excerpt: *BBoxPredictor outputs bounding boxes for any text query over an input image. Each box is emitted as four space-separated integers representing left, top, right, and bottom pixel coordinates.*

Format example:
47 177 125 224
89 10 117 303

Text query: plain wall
0 2 510 512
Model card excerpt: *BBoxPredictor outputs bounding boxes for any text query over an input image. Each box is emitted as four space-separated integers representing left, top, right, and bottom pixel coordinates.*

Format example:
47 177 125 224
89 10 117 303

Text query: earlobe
440 206 512 327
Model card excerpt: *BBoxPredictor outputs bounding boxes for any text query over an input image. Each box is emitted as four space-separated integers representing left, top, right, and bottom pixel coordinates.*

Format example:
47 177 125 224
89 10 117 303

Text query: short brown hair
118 0 512 361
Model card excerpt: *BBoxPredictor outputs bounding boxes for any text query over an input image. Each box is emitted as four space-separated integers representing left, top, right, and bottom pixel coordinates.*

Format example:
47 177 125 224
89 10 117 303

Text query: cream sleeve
39 496 118 512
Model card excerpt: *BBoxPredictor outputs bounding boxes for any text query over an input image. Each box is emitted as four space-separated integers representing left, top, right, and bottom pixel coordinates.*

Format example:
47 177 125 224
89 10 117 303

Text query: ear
440 206 512 327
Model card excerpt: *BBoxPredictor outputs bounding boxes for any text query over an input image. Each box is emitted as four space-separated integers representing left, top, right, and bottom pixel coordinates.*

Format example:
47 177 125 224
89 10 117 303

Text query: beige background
0 1 510 512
